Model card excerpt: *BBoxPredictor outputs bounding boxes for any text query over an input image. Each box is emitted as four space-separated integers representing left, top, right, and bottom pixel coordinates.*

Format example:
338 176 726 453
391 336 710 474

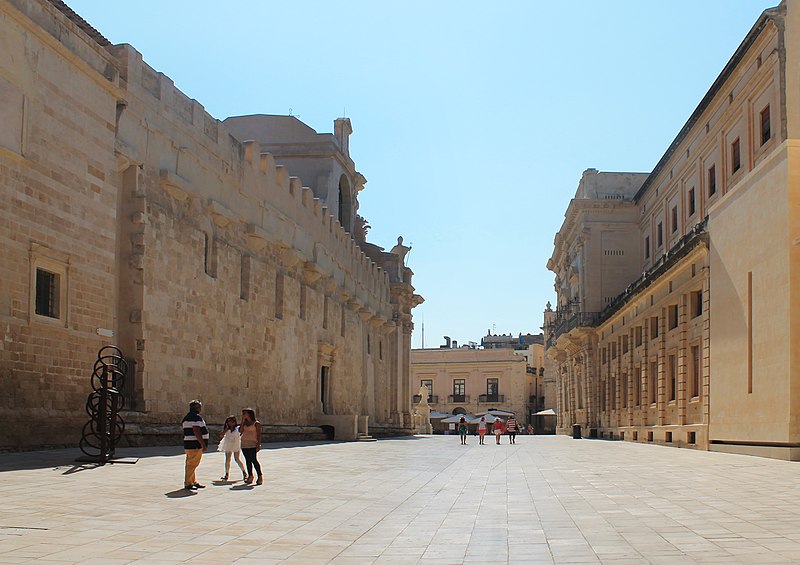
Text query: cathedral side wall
0 1 121 448
0 1 411 449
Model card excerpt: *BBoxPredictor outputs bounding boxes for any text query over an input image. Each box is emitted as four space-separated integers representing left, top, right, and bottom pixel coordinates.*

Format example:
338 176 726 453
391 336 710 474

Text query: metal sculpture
80 345 127 463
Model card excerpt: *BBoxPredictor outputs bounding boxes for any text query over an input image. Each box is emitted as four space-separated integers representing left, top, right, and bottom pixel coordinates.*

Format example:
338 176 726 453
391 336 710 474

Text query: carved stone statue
418 385 429 406
390 236 411 266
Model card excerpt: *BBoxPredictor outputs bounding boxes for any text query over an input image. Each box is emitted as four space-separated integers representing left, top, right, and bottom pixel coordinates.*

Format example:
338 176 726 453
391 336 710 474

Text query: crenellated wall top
106 43 398 317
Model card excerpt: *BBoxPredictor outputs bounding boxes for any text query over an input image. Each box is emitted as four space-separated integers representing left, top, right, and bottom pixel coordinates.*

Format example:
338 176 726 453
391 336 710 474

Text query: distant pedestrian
506 415 519 444
182 399 208 490
458 416 468 445
240 408 263 485
493 418 505 444
218 415 247 482
477 416 487 445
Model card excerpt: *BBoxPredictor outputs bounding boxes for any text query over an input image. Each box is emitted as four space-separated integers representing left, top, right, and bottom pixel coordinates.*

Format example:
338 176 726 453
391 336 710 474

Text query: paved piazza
1 435 799 564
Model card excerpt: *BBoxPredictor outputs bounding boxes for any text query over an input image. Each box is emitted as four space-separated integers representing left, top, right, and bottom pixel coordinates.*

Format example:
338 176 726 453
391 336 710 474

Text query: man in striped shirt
182 399 209 490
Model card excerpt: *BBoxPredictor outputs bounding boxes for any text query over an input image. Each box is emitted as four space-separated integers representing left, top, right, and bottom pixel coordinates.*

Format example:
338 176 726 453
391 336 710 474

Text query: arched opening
337 174 352 232
452 407 467 415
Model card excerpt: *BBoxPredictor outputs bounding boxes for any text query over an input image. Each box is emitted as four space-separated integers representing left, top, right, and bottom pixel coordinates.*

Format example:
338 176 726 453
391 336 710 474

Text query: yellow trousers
184 448 203 487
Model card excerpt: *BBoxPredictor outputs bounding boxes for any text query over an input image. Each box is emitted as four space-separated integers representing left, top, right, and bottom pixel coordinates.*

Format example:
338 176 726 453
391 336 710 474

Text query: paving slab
1 436 799 563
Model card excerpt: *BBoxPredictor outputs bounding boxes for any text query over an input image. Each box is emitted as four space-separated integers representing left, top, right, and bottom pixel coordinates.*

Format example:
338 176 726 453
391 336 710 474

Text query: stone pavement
1 435 799 565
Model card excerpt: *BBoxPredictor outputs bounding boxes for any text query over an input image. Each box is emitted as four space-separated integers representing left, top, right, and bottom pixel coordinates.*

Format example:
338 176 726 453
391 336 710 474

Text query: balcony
448 394 469 403
478 394 504 403
545 219 709 350
412 395 438 404
547 311 601 348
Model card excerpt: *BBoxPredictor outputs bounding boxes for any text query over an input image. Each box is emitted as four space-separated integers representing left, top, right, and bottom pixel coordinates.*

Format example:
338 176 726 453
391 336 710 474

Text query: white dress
217 427 242 453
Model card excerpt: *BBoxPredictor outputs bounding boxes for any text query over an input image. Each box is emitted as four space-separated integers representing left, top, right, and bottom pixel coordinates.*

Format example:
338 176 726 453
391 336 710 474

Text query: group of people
457 414 521 445
181 400 264 490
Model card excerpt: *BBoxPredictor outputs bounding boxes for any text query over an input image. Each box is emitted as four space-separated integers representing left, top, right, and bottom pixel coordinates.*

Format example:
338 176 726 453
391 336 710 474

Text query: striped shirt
182 411 209 450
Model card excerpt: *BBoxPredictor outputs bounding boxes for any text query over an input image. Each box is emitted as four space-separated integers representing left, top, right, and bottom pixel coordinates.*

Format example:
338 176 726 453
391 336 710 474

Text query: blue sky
68 0 776 348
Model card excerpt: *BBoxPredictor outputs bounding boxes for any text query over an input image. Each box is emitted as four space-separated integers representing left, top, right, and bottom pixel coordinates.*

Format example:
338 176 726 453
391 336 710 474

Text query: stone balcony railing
412 395 438 404
478 394 504 403
448 394 469 403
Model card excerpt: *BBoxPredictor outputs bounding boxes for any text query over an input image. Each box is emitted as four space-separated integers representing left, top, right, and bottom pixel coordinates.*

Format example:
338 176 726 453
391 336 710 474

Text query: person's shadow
230 484 254 491
164 488 196 498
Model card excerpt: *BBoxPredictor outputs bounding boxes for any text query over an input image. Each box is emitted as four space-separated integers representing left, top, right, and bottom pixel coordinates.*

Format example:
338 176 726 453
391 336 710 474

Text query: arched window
452 407 467 415
337 175 352 232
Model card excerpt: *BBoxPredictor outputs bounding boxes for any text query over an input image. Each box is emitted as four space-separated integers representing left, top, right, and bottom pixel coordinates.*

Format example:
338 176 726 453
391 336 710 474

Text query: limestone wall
0 0 122 448
0 0 418 449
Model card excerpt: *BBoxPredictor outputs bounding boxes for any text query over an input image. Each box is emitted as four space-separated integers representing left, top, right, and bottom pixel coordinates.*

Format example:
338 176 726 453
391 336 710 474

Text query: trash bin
572 424 582 439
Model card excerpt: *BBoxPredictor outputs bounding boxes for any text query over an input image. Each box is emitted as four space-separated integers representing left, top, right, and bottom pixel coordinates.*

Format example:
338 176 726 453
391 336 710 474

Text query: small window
420 379 433 400
688 187 696 216
274 273 284 320
649 361 658 404
240 255 251 301
657 222 663 248
691 290 703 318
760 105 771 145
30 244 69 327
486 378 499 396
687 431 696 444
690 344 701 398
668 304 678 330
453 379 465 396
665 431 673 443
708 165 716 196
35 268 60 318
611 343 617 360
634 326 643 347
622 335 629 354
203 232 217 277
731 138 741 173
650 316 659 339
668 354 677 401
671 206 678 234
644 236 650 259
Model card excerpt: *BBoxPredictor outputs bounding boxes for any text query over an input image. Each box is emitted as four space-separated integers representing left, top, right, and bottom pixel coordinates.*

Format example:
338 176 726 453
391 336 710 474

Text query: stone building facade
0 0 421 449
546 1 800 460
410 346 536 426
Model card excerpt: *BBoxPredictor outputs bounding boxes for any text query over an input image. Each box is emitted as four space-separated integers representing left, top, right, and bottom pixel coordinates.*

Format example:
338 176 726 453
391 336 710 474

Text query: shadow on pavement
164 488 196 498
0 438 424 473
230 484 254 491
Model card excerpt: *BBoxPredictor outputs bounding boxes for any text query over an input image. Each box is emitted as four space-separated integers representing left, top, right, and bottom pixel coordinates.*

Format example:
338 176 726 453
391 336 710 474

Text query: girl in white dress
218 415 247 481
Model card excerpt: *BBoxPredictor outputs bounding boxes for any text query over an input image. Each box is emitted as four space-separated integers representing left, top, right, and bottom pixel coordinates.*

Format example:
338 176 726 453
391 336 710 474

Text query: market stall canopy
533 408 557 416
441 414 480 424
476 409 515 417
428 411 452 419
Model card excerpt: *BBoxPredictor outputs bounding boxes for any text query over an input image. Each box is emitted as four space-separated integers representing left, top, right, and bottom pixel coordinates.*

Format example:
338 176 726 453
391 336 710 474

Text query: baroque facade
0 0 421 449
545 1 800 460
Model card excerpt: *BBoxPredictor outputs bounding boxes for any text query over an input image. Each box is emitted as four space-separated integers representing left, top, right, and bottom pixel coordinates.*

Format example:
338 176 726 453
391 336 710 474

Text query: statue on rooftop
390 236 411 266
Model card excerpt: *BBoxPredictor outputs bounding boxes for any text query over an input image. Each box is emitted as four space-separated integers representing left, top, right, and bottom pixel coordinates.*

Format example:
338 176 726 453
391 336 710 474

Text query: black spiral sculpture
80 345 127 462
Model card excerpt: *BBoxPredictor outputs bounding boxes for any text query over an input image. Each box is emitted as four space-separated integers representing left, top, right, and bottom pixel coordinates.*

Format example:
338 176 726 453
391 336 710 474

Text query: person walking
493 417 505 444
477 416 487 445
240 408 263 485
182 399 208 490
457 416 468 445
506 415 519 444
218 415 247 481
